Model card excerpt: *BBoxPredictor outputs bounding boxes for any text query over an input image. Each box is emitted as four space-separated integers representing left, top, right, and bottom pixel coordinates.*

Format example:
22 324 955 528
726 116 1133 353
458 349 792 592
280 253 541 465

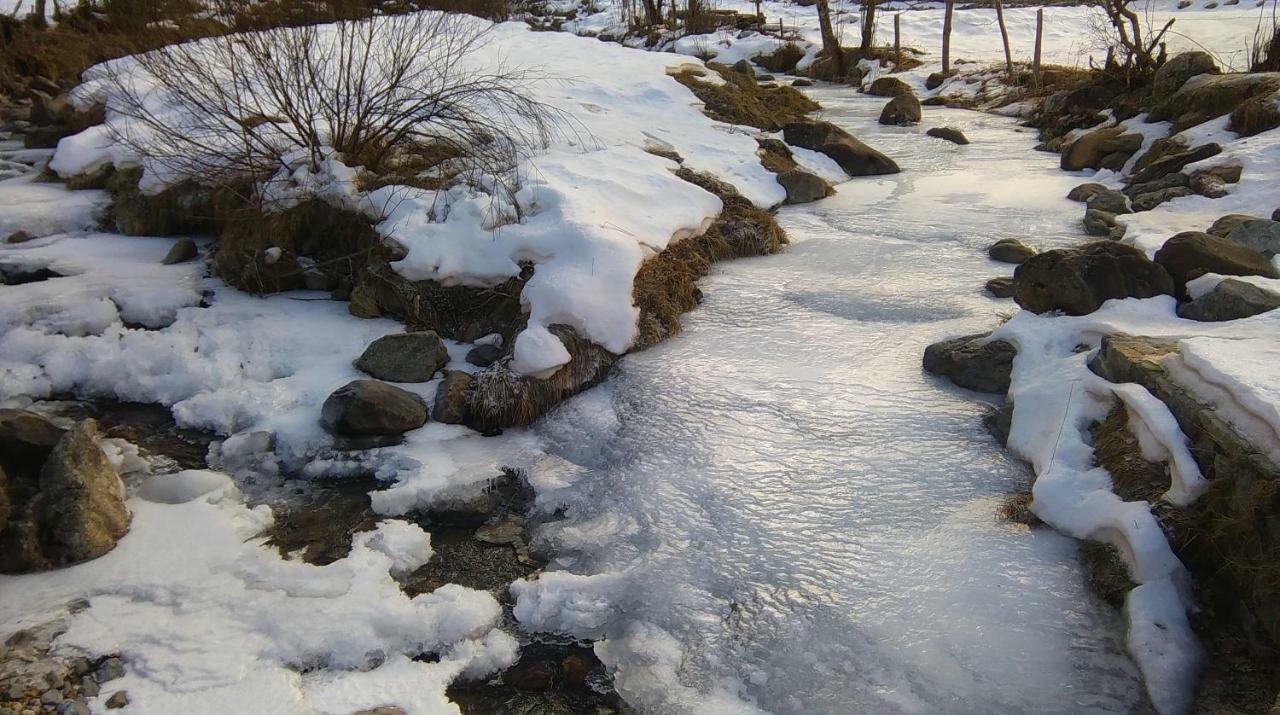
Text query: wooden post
993 0 1013 78
894 13 901 68
1033 8 1044 86
942 0 954 74
860 0 877 56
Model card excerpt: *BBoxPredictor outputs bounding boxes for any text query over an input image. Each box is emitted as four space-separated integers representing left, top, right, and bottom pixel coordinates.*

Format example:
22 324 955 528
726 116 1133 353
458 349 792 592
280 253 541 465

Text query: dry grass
672 65 818 131
996 491 1041 527
1079 541 1135 608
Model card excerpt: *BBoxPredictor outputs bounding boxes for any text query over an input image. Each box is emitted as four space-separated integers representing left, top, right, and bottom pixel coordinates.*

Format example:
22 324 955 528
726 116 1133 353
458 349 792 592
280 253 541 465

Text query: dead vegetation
672 65 818 131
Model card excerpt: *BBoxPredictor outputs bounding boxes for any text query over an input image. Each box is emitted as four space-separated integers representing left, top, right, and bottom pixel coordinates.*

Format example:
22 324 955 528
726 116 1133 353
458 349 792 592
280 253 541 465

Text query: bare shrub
1091 0 1175 78
99 11 566 209
1251 1 1279 71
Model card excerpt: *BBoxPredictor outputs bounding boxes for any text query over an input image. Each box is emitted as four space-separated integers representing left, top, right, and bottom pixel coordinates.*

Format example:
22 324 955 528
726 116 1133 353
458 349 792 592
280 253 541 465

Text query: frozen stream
519 90 1150 713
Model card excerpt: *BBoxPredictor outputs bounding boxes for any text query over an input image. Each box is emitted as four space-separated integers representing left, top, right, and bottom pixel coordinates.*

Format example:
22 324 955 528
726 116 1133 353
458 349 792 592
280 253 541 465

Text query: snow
1176 336 1280 457
0 174 108 240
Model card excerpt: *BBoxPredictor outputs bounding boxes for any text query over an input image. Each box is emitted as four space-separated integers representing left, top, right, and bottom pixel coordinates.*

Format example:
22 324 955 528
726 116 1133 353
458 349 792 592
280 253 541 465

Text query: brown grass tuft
672 65 818 131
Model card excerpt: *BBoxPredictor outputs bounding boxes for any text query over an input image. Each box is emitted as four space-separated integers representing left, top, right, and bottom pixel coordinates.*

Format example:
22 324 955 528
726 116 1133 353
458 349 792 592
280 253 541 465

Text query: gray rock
988 238 1036 264
432 371 473 425
354 332 449 383
161 238 198 265
1207 213 1263 237
105 691 129 709
1067 182 1108 202
926 127 969 144
321 380 428 440
878 94 921 125
1014 241 1175 315
1224 219 1280 257
1155 230 1279 295
92 657 125 684
985 277 1017 298
59 700 92 715
1128 143 1222 185
1086 188 1133 215
1124 171 1188 198
782 121 900 177
791 78 813 87
1178 278 1280 321
923 333 1017 394
465 343 503 368
776 168 832 204
1084 208 1117 236
1133 186 1194 212
1152 51 1219 97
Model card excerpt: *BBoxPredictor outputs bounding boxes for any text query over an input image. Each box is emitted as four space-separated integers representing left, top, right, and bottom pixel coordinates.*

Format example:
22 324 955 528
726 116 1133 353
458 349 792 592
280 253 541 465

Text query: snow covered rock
1153 231 1279 296
1014 241 1174 315
320 380 428 445
781 121 900 177
354 332 450 383
878 94 922 126
922 333 1016 394
0 419 129 573
987 238 1036 264
1177 278 1280 321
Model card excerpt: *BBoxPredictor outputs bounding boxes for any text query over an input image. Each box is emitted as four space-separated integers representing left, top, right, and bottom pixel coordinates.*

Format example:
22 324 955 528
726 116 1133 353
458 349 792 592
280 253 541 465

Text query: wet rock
866 76 914 97
504 658 557 690
985 276 1017 298
1061 126 1143 171
5 230 33 244
1067 182 1108 203
781 121 900 176
1014 241 1175 315
776 168 833 204
922 333 1016 394
1130 143 1223 187
926 126 969 144
878 94 921 125
320 380 428 441
354 332 449 383
1086 188 1132 215
161 238 198 265
561 653 591 687
1152 51 1219 97
987 238 1035 264
1224 219 1280 257
983 403 1014 446
465 343 503 368
1133 186 1194 212
1178 278 1280 321
1228 91 1280 136
104 691 129 709
1084 208 1118 237
433 371 474 425
1207 213 1263 237
1154 231 1279 295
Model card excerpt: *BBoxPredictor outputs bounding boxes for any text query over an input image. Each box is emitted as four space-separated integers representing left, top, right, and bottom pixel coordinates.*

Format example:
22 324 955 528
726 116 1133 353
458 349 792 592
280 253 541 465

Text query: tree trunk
816 0 846 76
993 0 1013 77
860 0 877 55
942 0 954 74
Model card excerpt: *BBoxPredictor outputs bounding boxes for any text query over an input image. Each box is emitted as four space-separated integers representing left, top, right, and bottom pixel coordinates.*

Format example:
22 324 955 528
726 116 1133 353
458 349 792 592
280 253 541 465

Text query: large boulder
1229 93 1280 137
988 238 1036 264
1068 183 1109 202
1087 189 1133 215
1014 241 1175 315
926 127 969 145
320 380 428 444
1124 172 1188 200
879 94 922 125
776 169 833 204
867 76 914 97
1207 213 1263 238
1152 51 1219 97
1225 219 1280 257
1133 186 1194 212
923 333 1016 394
1127 143 1222 186
1152 72 1280 130
354 332 450 383
1061 126 1143 171
1178 278 1280 321
0 419 130 573
1154 231 1279 295
782 121 901 176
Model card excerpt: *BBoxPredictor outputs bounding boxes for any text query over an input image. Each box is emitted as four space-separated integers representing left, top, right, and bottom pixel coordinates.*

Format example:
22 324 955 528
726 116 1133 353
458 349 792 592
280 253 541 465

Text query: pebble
105 691 129 709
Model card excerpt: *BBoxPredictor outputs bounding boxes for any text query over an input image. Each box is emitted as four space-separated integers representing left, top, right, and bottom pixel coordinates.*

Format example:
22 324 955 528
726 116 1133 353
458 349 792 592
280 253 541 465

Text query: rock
1014 241 1175 315
776 168 833 204
1188 164 1241 199
1086 188 1132 215
731 59 754 76
782 121 900 176
1133 186 1194 212
758 74 776 81
791 78 813 87
59 700 91 715
985 277 1017 298
354 332 449 383
1224 219 1280 257
922 333 1016 394
561 653 591 686
1228 92 1280 136
320 380 428 440
432 371 473 425
161 238 198 265
1131 143 1224 186
1152 51 1219 97
504 659 557 691
987 238 1036 264
1152 72 1280 130
925 71 949 90
104 691 129 709
1060 126 1143 171
1067 183 1108 202
926 126 969 144
1124 172 1189 199
354 708 405 715
866 76 914 97
465 343 503 368
878 94 921 125
6 230 34 244
1154 231 1279 295
1083 208 1118 236
1274 208 1280 222
64 163 114 191
0 421 129 573
1178 278 1280 321
1207 213 1263 238
1110 224 1128 241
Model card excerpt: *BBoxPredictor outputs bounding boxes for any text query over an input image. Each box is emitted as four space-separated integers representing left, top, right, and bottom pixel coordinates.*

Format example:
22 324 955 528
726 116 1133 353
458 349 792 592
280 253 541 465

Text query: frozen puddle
517 92 1149 712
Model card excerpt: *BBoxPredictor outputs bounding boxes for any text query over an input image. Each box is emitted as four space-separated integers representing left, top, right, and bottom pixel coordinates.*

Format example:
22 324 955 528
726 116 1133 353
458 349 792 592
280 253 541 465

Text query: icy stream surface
520 90 1149 713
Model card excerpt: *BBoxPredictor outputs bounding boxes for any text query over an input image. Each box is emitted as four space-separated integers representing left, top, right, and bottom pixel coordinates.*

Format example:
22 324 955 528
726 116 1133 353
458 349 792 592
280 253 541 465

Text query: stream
522 90 1151 713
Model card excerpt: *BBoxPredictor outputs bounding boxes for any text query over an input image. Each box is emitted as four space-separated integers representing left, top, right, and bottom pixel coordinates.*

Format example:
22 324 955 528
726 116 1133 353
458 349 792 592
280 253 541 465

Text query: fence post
894 13 901 68
993 0 1013 77
942 0 954 74
1033 8 1044 86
